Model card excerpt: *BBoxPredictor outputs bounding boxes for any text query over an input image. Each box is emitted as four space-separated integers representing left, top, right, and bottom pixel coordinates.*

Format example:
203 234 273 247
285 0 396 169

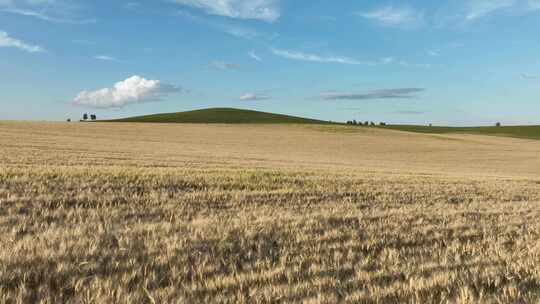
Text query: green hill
378 124 540 140
107 108 332 124
103 108 540 140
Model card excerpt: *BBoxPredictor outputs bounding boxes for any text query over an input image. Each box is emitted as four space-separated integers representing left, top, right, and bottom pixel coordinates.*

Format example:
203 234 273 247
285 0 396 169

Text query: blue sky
1 0 539 125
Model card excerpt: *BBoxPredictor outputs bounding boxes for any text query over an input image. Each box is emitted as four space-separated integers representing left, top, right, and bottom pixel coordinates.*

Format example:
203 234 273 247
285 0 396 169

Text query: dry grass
1 122 540 303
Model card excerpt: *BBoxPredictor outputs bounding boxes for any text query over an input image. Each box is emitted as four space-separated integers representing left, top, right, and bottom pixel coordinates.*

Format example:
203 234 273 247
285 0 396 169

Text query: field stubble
1 122 540 303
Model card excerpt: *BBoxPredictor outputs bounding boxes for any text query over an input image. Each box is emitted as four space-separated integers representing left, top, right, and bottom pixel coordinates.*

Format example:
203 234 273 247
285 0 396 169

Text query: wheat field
1 122 540 303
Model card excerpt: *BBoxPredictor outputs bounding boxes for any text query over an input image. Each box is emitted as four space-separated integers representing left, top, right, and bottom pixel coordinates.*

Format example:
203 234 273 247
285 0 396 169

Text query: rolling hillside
108 108 332 124
104 108 540 140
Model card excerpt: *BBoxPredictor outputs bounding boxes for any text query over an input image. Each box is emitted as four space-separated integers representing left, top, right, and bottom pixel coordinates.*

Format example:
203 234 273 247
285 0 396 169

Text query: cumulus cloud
72 75 182 108
321 88 425 101
171 0 280 22
358 6 424 28
239 93 270 101
0 31 44 53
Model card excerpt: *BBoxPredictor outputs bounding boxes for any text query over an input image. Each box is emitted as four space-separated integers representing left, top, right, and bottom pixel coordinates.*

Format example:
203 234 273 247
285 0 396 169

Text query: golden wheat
1 122 540 303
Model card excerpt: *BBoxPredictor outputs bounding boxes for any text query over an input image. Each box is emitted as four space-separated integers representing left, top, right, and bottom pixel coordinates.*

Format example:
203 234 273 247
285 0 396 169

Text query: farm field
378 124 540 141
1 121 540 303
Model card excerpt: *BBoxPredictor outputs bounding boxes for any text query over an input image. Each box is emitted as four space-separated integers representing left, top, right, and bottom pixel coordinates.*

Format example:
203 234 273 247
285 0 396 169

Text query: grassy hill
108 108 332 124
378 124 540 140
105 107 540 140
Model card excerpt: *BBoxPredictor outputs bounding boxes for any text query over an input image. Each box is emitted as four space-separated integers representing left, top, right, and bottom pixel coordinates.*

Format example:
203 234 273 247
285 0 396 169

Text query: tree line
346 120 387 126
346 121 504 127
67 113 97 122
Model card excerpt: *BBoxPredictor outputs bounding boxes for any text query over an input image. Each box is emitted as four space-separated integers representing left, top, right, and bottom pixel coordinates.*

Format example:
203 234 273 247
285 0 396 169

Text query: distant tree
429 123 433 127
90 114 97 121
67 118 71 122
495 122 501 127
352 120 357 125
83 113 88 120
364 121 369 126
370 121 375 126
379 122 386 126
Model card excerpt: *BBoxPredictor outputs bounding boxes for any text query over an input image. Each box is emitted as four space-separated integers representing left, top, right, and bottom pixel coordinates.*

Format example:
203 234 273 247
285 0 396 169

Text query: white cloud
321 88 425 101
72 39 95 45
358 2 540 29
358 6 424 28
210 61 240 70
381 57 394 64
463 0 540 21
177 9 262 39
1 7 96 23
124 2 140 10
72 75 182 108
249 50 262 62
272 49 424 68
240 93 270 101
465 0 516 20
271 48 372 65
0 31 44 53
94 55 118 61
529 0 540 9
271 48 430 68
398 60 431 69
222 24 260 38
428 50 441 57
521 73 539 79
171 0 280 22
0 0 96 24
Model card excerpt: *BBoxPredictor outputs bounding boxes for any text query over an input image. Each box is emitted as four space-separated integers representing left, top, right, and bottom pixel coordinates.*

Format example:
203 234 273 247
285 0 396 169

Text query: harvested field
1 122 540 303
